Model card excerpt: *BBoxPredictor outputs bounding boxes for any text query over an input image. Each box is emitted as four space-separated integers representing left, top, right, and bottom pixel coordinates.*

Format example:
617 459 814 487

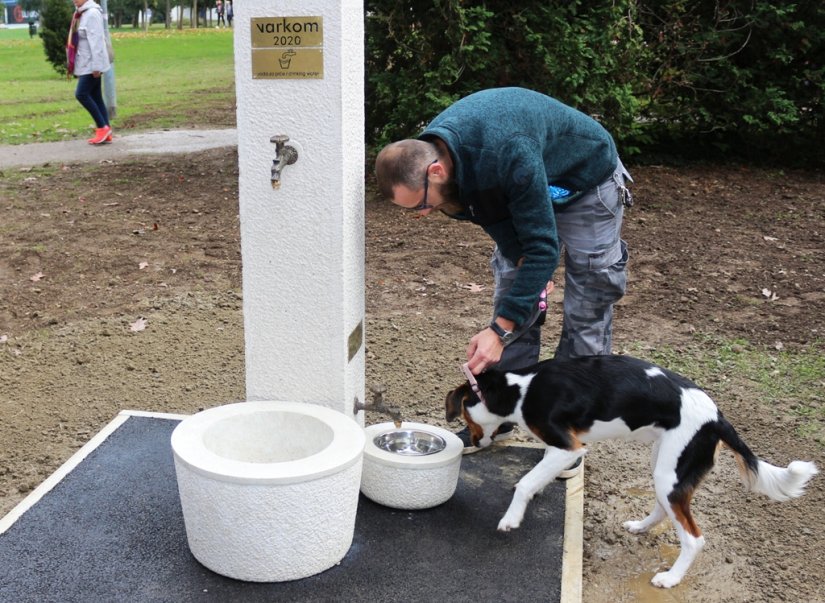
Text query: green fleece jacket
420 87 618 327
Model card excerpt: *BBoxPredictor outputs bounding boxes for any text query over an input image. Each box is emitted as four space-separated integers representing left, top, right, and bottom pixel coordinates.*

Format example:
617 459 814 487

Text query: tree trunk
165 0 170 28
191 0 198 28
143 0 148 31
177 3 183 29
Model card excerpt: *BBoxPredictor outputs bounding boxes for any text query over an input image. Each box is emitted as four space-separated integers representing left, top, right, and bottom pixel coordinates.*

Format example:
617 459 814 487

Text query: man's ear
445 385 468 422
429 159 448 183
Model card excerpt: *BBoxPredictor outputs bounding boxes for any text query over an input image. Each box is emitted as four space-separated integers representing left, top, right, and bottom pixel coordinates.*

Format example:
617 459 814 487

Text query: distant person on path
215 0 226 27
225 1 233 27
68 0 112 145
375 87 633 457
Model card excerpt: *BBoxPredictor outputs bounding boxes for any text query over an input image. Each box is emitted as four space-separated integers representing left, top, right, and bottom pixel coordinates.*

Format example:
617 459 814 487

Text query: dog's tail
717 415 818 502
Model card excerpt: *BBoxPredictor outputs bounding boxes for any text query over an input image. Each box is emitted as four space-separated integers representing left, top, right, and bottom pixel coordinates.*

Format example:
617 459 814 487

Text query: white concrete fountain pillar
232 0 364 417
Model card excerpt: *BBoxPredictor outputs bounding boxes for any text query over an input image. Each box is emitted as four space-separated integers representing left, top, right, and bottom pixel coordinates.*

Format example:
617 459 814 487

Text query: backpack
66 11 80 79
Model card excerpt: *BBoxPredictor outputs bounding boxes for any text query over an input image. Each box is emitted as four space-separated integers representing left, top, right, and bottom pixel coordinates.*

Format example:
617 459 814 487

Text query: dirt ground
1 147 823 602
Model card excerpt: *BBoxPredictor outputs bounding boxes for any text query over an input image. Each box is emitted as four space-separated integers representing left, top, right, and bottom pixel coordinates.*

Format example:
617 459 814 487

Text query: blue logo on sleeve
548 185 571 200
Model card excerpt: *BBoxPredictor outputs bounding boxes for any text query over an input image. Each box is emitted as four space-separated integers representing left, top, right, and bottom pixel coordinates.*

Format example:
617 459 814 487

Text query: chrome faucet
354 385 403 428
270 134 299 188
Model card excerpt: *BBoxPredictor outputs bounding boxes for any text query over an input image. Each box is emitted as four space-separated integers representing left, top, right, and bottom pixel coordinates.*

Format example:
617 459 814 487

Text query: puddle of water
618 542 685 602
623 572 685 603
657 542 681 560
612 490 694 602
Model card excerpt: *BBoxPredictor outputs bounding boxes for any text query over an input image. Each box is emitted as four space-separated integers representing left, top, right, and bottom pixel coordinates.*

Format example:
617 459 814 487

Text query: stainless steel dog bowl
373 429 446 456
361 422 463 510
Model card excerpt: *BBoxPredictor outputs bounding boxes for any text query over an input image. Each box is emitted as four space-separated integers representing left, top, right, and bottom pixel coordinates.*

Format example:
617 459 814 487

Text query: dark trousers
75 74 110 129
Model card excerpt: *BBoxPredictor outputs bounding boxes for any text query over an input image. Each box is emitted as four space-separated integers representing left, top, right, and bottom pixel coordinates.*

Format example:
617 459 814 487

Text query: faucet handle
369 384 387 403
271 134 299 166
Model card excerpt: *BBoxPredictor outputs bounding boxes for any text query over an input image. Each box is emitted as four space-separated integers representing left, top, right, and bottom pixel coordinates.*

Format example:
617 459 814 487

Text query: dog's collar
461 362 488 405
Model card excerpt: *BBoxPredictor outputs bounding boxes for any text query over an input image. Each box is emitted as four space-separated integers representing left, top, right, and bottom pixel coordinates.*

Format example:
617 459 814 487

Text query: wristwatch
489 320 515 346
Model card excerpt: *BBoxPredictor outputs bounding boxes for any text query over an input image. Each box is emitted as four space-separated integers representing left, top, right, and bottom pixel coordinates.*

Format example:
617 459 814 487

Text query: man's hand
465 282 552 375
92 71 101 78
466 327 503 374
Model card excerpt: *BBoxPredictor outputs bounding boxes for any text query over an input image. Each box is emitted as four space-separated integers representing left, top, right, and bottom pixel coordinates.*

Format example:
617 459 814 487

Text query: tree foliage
38 0 74 76
367 1 647 150
366 1 825 166
637 1 824 162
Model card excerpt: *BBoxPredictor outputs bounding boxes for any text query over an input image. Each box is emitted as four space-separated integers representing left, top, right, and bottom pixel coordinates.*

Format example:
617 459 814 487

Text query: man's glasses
406 159 438 211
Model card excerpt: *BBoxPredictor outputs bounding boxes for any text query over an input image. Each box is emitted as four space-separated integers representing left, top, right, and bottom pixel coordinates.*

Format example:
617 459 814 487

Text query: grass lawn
0 26 34 41
0 26 235 145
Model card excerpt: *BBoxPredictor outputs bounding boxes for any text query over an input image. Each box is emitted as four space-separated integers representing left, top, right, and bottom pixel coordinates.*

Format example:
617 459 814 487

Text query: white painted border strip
561 462 584 603
0 410 189 535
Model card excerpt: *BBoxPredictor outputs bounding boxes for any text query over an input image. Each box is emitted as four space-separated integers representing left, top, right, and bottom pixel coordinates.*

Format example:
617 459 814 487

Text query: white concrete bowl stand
361 422 463 510
171 401 365 582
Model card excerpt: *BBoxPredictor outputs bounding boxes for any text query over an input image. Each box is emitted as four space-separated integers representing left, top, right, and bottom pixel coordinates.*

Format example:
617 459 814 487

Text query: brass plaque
251 16 323 80
252 49 323 79
347 320 363 362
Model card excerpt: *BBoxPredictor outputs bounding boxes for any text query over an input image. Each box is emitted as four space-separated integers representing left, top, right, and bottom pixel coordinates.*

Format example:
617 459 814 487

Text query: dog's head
445 375 510 449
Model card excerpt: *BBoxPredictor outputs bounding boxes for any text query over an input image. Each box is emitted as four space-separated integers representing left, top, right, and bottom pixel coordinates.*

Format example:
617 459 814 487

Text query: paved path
0 128 237 169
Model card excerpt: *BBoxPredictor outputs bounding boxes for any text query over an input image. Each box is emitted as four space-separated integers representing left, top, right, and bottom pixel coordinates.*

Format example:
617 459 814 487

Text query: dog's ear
445 384 469 422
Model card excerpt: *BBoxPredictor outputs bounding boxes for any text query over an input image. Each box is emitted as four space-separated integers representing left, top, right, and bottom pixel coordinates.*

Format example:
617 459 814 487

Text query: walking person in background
225 1 233 27
68 0 112 145
215 0 225 28
375 88 633 463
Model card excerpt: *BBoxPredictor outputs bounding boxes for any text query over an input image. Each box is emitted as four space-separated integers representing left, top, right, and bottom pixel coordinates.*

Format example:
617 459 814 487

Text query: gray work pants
493 160 632 371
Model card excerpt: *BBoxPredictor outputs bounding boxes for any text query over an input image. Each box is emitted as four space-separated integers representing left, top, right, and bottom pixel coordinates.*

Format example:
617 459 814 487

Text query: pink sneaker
88 125 112 145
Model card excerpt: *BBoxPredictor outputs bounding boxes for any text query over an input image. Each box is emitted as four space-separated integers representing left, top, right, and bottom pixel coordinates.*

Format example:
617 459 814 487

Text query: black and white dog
445 354 817 588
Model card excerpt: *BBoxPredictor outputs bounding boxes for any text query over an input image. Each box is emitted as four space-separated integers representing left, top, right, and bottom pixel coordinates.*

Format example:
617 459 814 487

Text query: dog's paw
497 515 522 532
651 570 681 589
622 519 648 534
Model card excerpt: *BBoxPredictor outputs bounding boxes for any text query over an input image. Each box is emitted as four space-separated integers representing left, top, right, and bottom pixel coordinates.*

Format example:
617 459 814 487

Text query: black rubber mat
0 415 565 603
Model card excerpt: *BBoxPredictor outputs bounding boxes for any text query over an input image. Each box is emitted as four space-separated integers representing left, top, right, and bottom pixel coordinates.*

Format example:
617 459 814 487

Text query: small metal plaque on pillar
348 320 363 362
251 17 324 79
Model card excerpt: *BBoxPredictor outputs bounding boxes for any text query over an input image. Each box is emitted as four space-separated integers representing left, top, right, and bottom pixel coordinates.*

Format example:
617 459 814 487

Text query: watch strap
489 320 515 346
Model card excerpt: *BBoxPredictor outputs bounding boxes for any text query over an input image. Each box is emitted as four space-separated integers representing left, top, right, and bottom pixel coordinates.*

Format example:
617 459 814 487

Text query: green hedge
39 0 73 77
365 1 824 166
